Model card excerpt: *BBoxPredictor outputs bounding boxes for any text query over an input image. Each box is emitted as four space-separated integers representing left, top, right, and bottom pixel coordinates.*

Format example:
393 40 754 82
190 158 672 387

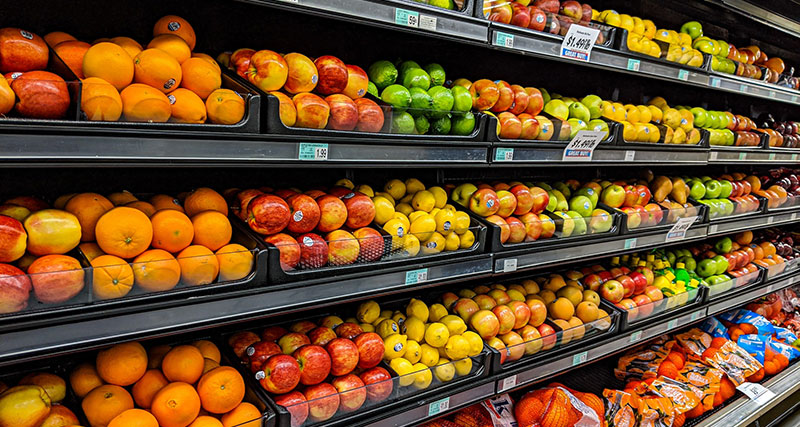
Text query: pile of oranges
47 15 245 124
72 339 260 426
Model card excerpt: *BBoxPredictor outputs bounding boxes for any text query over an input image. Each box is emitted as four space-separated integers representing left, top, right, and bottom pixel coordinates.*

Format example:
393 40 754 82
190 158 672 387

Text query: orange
221 402 261 427
206 89 245 125
184 187 228 217
132 369 169 408
134 48 182 93
148 344 172 369
169 88 207 123
54 40 90 78
153 15 197 50
162 345 205 384
108 408 159 427
126 200 157 217
180 57 221 100
0 75 12 116
191 53 221 72
81 77 123 121
178 245 219 285
65 192 114 241
216 244 254 282
151 194 185 212
191 211 232 252
82 42 134 91
96 341 148 386
95 206 154 258
70 363 104 398
148 34 191 64
190 416 224 427
132 249 181 292
91 254 134 300
151 210 194 253
151 382 201 427
44 31 76 47
197 366 245 414
82 385 134 427
120 83 172 122
203 358 220 374
110 36 143 59
108 191 138 206
192 340 221 363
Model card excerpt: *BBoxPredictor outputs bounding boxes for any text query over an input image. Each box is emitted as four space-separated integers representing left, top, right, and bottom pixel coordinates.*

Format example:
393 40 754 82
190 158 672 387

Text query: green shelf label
428 397 450 416
572 351 588 366
711 78 721 88
627 59 640 71
678 70 689 81
495 32 514 48
495 148 514 161
298 143 328 160
395 8 419 27
405 268 428 285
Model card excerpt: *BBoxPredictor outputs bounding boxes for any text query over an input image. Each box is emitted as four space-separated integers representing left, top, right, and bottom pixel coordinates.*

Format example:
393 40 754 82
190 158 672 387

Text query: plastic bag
482 394 517 427
705 340 763 385
648 375 702 414
680 361 723 411
638 396 675 427
674 328 712 358
737 334 767 364
737 310 775 336
615 337 671 380
772 326 798 343
700 317 730 339
603 389 638 427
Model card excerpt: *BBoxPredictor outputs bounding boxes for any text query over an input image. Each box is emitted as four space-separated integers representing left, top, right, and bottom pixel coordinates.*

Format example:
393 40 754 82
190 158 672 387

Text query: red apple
644 286 663 303
274 189 300 200
485 215 510 243
526 298 547 327
0 263 31 314
518 113 541 140
454 298 480 322
537 323 557 350
229 48 255 77
308 326 337 347
529 187 550 214
632 294 654 317
507 300 531 329
328 187 353 198
469 79 499 111
326 230 360 266
488 2 513 24
248 195 290 235
510 3 531 28
27 255 83 304
293 92 330 129
492 81 514 113
359 367 393 402
248 50 289 91
495 190 518 218
505 217 526 244
335 322 364 340
518 212 542 241
278 332 311 355
290 320 318 334
286 194 321 234
265 233 301 270
342 64 368 100
492 304 516 335
11 71 70 119
297 233 328 269
294 344 332 386
534 0 559 14
508 85 530 115
316 195 347 233
262 326 288 342
283 52 318 94
354 98 385 133
629 271 648 295
246 341 282 373
256 354 301 394
303 382 340 422
332 373 366 413
473 294 497 310
0 216 26 263
353 332 383 369
509 185 534 216
468 188 500 217
560 0 583 21
617 275 636 298
353 227 383 262
314 55 348 95
601 279 624 303
325 94 359 131
274 391 309 427
0 28 48 73
326 338 359 376
470 309 501 340
343 193 376 229
617 298 639 321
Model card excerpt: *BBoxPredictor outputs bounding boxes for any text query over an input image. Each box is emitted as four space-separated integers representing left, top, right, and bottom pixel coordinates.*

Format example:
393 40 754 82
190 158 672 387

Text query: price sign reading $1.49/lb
562 131 606 161
560 24 601 62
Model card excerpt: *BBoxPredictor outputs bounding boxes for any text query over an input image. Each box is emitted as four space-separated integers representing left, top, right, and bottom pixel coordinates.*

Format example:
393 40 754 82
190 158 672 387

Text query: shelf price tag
667 319 678 330
709 151 718 160
792 95 799 103
629 330 643 343
419 15 437 31
495 148 514 161
739 84 748 93
711 78 721 88
428 397 451 416
624 238 637 249
767 216 774 224
298 143 328 160
572 351 588 366
405 268 428 285
792 154 798 161
494 32 514 48
769 90 777 98
624 150 635 161
560 24 600 62
627 59 640 72
678 70 690 81
562 131 605 161
502 258 518 273
499 375 517 392
665 216 698 242
769 153 776 161
736 382 775 405
738 152 747 160
791 212 797 221
691 310 703 321
708 224 718 234
395 8 419 27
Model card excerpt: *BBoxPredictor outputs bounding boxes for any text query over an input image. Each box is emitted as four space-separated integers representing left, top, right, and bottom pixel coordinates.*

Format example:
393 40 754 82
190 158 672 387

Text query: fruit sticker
20 30 33 40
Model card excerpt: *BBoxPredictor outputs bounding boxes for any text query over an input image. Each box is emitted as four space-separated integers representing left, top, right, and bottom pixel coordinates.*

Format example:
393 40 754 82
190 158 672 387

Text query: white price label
792 212 797 221
560 24 600 62
769 90 777 98
678 70 689 81
625 150 635 161
709 224 718 234
502 258 518 273
630 330 643 343
495 32 514 48
405 268 428 285
395 8 419 27
419 15 437 31
428 397 450 416
766 285 774 293
767 216 775 224
737 382 775 405
499 375 517 392
709 151 719 160
572 351 588 366
563 130 606 161
298 143 329 160
665 216 698 242
667 319 678 329
495 148 514 161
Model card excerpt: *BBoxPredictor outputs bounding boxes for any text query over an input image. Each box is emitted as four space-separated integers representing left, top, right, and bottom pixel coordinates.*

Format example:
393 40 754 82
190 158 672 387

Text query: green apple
589 208 613 233
587 119 610 139
574 187 599 209
678 256 696 272
569 195 594 217
553 211 574 237
690 107 708 127
721 129 735 146
720 199 734 216
536 181 553 191
540 88 550 105
451 85 472 113
681 21 703 40
568 102 591 122
689 180 706 200
712 255 729 274
581 94 603 119
546 191 558 212
544 99 569 121
705 180 722 198
718 180 732 198
567 118 588 138
550 189 569 211
696 258 717 278
566 211 587 235
553 182 571 198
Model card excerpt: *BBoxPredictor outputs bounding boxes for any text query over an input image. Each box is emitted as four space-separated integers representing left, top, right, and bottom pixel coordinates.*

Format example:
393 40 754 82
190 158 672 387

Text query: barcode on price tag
711 78 721 88
630 330 643 343
419 15 437 31
625 150 635 161
572 351 588 366
627 59 640 72
739 84 748 93
560 24 600 62
495 148 514 161
667 319 678 329
793 95 799 103
691 310 702 321
495 32 514 48
562 130 605 161
678 70 689 81
792 154 798 161
405 268 428 285
503 258 518 273
665 216 698 242
624 238 637 249
298 143 328 160
769 90 776 98
739 152 747 160
395 8 419 27
769 153 776 160
428 397 450 416
709 224 718 234
499 375 517 392
737 382 775 405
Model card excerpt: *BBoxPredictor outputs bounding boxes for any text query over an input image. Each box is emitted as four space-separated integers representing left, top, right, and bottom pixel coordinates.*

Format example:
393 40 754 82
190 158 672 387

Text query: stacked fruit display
757 228 798 268
667 234 762 295
539 93 612 140
462 79 551 140
759 114 800 148
686 107 760 146
66 339 258 427
679 173 761 218
227 312 391 426
596 178 665 229
366 59 476 135
750 167 800 209
409 0 467 12
0 371 83 426
482 1 609 44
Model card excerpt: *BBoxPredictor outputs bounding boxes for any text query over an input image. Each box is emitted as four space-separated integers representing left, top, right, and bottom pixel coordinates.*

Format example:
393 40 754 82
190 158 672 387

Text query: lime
409 87 433 118
392 111 416 134
451 85 472 113
368 60 398 90
430 116 452 135
451 112 475 136
367 81 379 98
397 60 422 82
402 68 431 90
425 63 446 87
381 84 412 112
429 0 455 10
540 87 551 104
427 86 454 119
415 115 430 134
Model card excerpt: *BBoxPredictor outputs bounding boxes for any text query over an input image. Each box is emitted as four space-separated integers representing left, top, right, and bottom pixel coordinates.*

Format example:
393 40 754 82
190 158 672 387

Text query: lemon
410 215 437 242
408 211 428 223
393 212 410 229
429 186 447 208
459 230 475 249
421 232 446 255
443 203 456 212
462 331 484 357
438 346 449 359
406 298 430 322
402 234 421 257
637 105 652 123
404 316 426 342
360 323 375 332
384 334 407 360
383 218 407 250
624 104 640 123
434 358 455 382
425 322 450 347
434 209 455 234
356 184 374 197
381 309 393 319
357 300 381 323
390 357 415 386
419 343 440 367
336 178 354 189
372 196 395 225
613 102 626 122
453 211 470 235
411 190 436 213
395 202 414 217
404 340 422 364
440 315 467 335
345 317 358 324
621 121 636 141
454 357 472 376
377 319 400 338
400 193 414 204
371 316 387 327
428 303 448 322
444 232 460 251
412 363 433 390
405 178 426 194
445 335 470 360
374 191 395 206
430 207 441 218
384 179 406 200
392 311 407 327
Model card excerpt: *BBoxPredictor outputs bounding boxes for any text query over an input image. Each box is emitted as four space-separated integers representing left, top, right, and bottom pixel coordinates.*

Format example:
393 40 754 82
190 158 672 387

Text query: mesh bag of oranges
514 383 602 427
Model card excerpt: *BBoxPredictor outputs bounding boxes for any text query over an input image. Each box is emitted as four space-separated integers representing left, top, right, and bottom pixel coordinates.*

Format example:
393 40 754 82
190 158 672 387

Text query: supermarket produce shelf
707 210 800 236
710 0 800 40
490 144 709 165
707 274 799 316
710 148 800 163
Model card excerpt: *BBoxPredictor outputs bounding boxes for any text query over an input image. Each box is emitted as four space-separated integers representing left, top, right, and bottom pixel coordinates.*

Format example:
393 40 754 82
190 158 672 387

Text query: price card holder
665 216 698 242
395 8 419 27
678 70 689 81
708 224 718 234
419 15 437 31
738 152 747 160
624 238 637 249
572 351 588 366
711 78 721 88
428 397 451 416
495 32 515 48
624 150 635 161
502 258 518 273
560 24 600 62
667 319 678 329
562 131 605 161
298 143 329 160
793 95 799 103
499 375 517 392
739 84 748 93
627 59 640 72
736 382 775 405
629 330 643 343
767 216 774 225
709 151 719 160
405 268 428 285
691 310 703 321
769 90 776 98
495 148 514 161
792 154 798 161
769 153 776 161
